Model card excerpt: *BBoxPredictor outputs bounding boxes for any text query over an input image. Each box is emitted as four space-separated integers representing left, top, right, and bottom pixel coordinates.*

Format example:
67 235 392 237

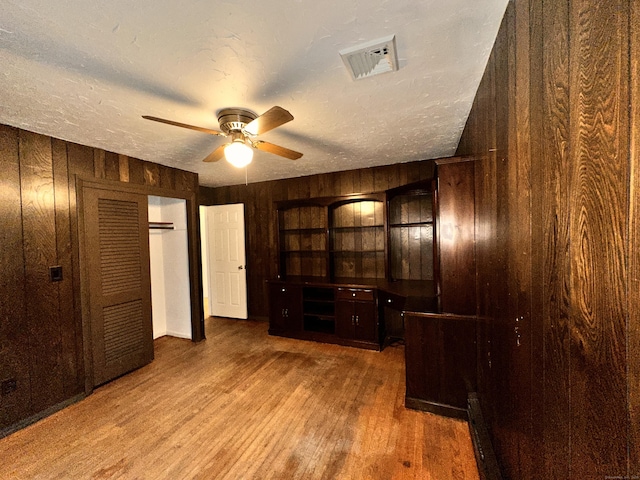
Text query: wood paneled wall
200 161 436 319
0 124 200 434
456 0 638 478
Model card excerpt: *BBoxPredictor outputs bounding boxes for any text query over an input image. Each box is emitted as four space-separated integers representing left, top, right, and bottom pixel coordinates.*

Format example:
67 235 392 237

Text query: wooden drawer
336 287 375 302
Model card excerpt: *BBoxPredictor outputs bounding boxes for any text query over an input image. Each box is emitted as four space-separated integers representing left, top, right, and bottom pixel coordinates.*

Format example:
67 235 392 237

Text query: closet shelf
149 221 174 230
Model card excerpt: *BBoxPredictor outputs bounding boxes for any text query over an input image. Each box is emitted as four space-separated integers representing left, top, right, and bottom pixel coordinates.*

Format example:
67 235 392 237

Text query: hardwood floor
0 318 479 479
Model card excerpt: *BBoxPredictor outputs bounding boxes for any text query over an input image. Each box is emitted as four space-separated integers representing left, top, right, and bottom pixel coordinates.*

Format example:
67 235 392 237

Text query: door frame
203 203 248 319
76 176 205 394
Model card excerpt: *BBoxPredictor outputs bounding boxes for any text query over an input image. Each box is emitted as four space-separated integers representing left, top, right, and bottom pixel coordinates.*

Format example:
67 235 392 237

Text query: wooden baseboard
0 393 85 439
405 396 469 420
467 393 503 480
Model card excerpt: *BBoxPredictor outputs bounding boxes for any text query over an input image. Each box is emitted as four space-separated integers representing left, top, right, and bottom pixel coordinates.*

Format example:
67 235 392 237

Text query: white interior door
205 204 248 319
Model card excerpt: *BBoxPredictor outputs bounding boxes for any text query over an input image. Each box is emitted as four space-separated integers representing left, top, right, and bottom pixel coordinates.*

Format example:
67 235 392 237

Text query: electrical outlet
1 379 17 396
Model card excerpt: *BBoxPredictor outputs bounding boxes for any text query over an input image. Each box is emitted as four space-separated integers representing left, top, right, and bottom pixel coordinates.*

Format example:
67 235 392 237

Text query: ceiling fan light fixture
225 140 253 168
143 105 302 164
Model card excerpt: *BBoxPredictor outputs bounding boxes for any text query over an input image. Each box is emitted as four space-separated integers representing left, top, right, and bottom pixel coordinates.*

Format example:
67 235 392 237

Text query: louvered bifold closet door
82 187 153 387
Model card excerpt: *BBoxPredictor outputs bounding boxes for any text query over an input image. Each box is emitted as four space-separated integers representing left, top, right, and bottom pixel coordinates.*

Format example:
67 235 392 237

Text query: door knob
238 265 245 270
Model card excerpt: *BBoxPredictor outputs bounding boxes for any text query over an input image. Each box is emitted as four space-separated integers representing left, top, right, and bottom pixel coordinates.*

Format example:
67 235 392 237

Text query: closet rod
149 221 174 230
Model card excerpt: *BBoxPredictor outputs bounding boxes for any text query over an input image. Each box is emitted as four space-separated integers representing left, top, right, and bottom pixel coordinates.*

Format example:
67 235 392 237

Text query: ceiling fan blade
244 106 294 136
254 141 303 160
142 116 225 136
202 144 227 162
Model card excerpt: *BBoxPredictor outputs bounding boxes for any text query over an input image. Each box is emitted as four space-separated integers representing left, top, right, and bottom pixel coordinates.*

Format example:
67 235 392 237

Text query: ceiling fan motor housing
143 105 302 162
217 108 258 134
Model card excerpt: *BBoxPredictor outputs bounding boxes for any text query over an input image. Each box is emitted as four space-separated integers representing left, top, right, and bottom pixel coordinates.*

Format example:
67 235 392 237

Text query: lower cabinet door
269 283 302 333
335 300 355 339
336 300 378 344
353 301 377 343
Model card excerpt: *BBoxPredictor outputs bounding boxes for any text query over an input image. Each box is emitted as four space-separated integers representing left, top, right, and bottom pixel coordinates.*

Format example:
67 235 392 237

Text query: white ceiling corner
0 0 509 187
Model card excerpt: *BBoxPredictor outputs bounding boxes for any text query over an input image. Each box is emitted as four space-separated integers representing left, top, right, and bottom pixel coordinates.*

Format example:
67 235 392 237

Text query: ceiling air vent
339 35 399 80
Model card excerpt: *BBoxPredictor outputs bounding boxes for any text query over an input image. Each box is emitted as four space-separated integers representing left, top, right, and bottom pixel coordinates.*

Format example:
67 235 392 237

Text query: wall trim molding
467 393 502 480
405 396 469 420
0 394 85 439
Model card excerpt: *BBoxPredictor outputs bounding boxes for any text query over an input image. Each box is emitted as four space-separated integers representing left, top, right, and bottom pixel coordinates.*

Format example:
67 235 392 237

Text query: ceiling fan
142 106 303 167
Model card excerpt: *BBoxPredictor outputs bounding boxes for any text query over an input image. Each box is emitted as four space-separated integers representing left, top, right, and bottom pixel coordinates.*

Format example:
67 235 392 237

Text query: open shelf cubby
302 286 335 334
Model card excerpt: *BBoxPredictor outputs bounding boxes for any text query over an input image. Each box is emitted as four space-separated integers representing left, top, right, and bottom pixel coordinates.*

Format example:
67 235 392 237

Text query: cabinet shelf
331 250 384 255
303 298 334 304
282 250 327 254
303 286 334 301
276 193 387 281
278 202 329 278
303 315 336 334
303 313 335 320
389 222 433 228
281 228 327 234
331 225 383 231
387 180 435 283
303 301 335 316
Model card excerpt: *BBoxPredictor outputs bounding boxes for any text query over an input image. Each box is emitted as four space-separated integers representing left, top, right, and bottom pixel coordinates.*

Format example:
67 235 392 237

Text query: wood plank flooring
0 318 479 479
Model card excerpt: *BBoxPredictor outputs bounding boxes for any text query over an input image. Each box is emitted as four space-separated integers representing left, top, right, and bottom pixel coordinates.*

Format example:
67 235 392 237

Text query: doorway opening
200 203 248 320
148 196 192 339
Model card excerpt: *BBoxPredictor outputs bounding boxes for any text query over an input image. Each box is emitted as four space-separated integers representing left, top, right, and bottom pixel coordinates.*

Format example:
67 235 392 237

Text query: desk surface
270 276 439 313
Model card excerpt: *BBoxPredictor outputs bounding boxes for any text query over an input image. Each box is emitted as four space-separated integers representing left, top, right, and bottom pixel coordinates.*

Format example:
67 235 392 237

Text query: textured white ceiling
0 0 508 187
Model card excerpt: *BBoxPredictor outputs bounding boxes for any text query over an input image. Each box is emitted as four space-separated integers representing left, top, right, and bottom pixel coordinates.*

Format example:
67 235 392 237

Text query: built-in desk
268 277 438 350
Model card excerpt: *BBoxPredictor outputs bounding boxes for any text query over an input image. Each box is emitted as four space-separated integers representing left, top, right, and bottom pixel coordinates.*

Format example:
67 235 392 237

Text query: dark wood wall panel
200 161 436 319
456 0 636 478
52 139 84 397
118 154 129 182
127 157 145 185
19 131 65 413
436 161 476 315
143 162 160 187
506 1 535 477
630 2 640 475
160 165 175 190
92 149 105 179
486 5 521 473
0 125 32 427
537 0 571 477
65 142 96 397
466 48 497 445
568 1 629 476
0 128 200 433
104 152 120 181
